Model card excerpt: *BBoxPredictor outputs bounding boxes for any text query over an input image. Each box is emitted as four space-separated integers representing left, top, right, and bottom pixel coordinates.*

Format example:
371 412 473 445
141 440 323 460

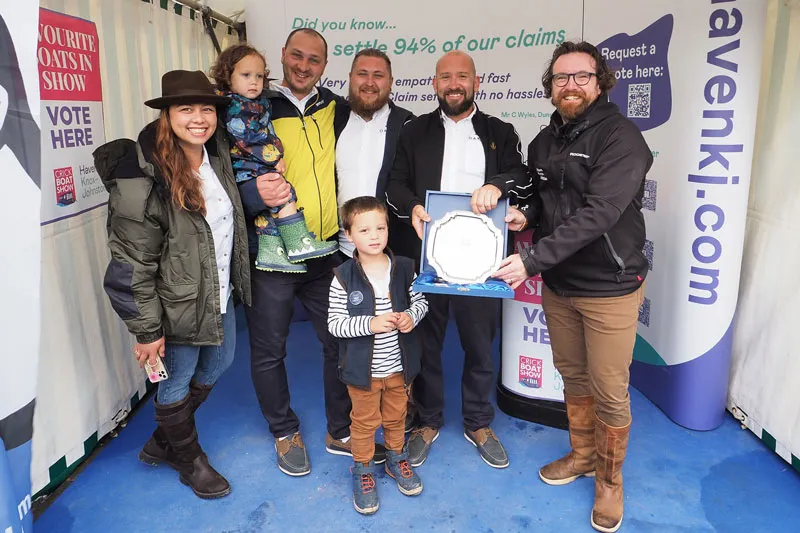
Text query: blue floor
36 310 800 532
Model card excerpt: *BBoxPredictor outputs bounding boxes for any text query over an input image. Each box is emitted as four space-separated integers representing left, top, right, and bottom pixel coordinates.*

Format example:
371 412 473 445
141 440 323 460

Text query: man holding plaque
494 41 651 533
386 51 529 469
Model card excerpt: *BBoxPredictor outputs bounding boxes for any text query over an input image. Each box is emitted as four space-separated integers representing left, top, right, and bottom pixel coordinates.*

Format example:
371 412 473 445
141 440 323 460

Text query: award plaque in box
412 191 514 299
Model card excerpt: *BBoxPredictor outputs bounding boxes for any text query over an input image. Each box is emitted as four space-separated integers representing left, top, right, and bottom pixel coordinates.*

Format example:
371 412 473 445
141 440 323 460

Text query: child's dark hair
341 196 388 231
209 43 268 91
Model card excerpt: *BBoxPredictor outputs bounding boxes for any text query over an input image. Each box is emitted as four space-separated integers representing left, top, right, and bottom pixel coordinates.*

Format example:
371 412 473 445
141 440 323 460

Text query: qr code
643 179 657 211
638 297 651 327
628 83 651 118
643 239 654 271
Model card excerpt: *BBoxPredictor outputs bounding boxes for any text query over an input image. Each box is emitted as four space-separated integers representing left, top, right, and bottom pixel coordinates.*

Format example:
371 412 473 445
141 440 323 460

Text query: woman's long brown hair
152 110 206 216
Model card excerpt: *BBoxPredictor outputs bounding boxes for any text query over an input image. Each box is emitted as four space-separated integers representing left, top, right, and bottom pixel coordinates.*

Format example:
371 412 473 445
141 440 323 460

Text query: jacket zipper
602 233 626 278
291 92 326 240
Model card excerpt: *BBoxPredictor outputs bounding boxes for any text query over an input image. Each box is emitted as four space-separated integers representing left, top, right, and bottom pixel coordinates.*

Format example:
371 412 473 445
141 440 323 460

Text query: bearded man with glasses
493 41 652 533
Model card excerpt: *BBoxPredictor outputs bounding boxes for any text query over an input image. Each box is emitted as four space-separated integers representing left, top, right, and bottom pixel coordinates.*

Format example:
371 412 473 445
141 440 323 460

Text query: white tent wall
728 0 800 472
32 0 236 496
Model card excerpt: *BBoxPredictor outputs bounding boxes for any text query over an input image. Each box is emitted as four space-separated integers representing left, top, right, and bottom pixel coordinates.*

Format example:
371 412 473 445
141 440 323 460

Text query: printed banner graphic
501 230 563 402
39 8 106 225
585 0 765 429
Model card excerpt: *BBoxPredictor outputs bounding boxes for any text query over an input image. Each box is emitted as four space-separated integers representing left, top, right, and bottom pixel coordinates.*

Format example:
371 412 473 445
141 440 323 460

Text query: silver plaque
426 210 504 285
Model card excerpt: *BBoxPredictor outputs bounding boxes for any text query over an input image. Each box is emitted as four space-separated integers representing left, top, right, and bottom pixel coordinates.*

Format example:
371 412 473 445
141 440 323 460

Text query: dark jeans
414 294 499 432
244 253 351 440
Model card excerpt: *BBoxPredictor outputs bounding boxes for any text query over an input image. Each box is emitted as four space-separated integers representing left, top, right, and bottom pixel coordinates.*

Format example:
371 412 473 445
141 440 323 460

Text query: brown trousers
542 283 645 427
347 372 407 464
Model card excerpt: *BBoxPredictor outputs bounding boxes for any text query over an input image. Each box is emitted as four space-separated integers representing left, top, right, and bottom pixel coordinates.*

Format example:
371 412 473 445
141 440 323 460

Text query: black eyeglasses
552 71 597 87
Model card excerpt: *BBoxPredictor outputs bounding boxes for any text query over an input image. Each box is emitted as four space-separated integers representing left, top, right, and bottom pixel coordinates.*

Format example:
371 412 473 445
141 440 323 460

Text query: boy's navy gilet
333 251 422 389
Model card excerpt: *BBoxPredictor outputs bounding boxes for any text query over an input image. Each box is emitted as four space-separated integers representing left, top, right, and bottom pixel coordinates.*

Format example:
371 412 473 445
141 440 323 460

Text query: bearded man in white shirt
333 48 416 262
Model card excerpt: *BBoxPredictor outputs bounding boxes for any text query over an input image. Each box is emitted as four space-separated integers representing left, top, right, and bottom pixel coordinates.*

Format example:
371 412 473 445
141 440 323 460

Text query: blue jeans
157 297 236 405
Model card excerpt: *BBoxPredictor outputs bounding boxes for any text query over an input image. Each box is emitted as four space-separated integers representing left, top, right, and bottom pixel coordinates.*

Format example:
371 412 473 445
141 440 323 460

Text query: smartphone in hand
144 357 169 383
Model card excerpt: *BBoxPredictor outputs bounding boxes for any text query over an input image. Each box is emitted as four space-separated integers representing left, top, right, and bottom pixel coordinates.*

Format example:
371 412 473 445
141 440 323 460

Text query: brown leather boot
591 416 630 532
140 382 214 466
189 381 214 410
156 394 230 499
539 394 596 485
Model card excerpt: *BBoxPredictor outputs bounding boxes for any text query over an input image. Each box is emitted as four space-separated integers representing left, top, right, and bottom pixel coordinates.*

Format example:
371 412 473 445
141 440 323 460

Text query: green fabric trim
138 0 234 32
762 429 777 452
83 432 99 456
36 431 100 498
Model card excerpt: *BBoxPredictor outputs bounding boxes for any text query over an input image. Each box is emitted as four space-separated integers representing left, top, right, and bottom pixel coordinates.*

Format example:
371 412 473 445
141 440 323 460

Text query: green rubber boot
254 215 307 273
276 210 338 263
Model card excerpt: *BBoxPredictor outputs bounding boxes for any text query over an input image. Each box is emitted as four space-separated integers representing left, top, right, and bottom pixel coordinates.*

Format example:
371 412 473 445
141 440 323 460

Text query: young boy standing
327 196 428 515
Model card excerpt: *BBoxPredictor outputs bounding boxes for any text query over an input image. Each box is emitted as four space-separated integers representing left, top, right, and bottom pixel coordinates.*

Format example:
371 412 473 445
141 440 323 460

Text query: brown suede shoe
407 426 439 467
464 427 509 468
325 433 387 464
591 417 630 533
540 395 597 485
275 432 310 477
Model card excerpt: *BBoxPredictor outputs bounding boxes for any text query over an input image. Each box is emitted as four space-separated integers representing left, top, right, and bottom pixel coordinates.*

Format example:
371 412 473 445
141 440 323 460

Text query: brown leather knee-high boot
539 394 596 485
591 416 630 532
140 382 214 466
155 394 230 499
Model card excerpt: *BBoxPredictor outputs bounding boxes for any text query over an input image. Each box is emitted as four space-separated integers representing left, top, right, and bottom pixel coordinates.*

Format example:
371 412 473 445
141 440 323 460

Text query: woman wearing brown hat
94 70 251 499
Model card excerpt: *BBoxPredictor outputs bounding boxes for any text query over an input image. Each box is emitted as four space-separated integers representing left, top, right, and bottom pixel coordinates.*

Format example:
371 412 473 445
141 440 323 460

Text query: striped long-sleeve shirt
328 261 428 378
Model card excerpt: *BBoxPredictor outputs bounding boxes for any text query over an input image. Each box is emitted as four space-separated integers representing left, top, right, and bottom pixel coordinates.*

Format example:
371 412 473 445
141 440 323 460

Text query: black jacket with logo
385 107 531 269
520 95 652 296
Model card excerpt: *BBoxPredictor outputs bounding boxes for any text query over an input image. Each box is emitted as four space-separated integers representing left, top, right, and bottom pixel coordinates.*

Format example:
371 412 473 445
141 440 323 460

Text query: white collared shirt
197 147 235 313
272 82 318 114
440 106 486 193
335 104 391 256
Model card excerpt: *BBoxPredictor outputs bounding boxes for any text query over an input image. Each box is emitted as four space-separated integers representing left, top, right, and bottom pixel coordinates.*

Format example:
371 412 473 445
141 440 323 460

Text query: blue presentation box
412 191 515 299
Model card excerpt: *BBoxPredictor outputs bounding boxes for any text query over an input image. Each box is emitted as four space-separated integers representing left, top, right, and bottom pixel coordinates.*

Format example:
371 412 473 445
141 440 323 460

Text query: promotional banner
585 0 766 430
39 7 106 224
0 2 41 532
246 0 583 145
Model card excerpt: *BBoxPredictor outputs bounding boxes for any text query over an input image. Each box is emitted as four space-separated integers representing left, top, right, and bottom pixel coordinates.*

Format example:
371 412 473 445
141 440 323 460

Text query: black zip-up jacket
385 107 531 267
520 95 652 296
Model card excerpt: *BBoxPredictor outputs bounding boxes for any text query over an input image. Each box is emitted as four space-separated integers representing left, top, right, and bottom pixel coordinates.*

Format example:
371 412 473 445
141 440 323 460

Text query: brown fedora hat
144 70 230 109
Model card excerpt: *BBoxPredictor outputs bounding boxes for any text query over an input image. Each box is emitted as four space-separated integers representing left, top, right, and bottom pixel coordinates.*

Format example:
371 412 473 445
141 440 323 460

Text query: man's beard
552 91 592 121
349 86 389 119
437 90 474 117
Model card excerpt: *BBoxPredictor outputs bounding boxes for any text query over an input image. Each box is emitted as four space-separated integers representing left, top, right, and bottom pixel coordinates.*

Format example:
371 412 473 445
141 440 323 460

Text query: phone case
144 357 169 383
